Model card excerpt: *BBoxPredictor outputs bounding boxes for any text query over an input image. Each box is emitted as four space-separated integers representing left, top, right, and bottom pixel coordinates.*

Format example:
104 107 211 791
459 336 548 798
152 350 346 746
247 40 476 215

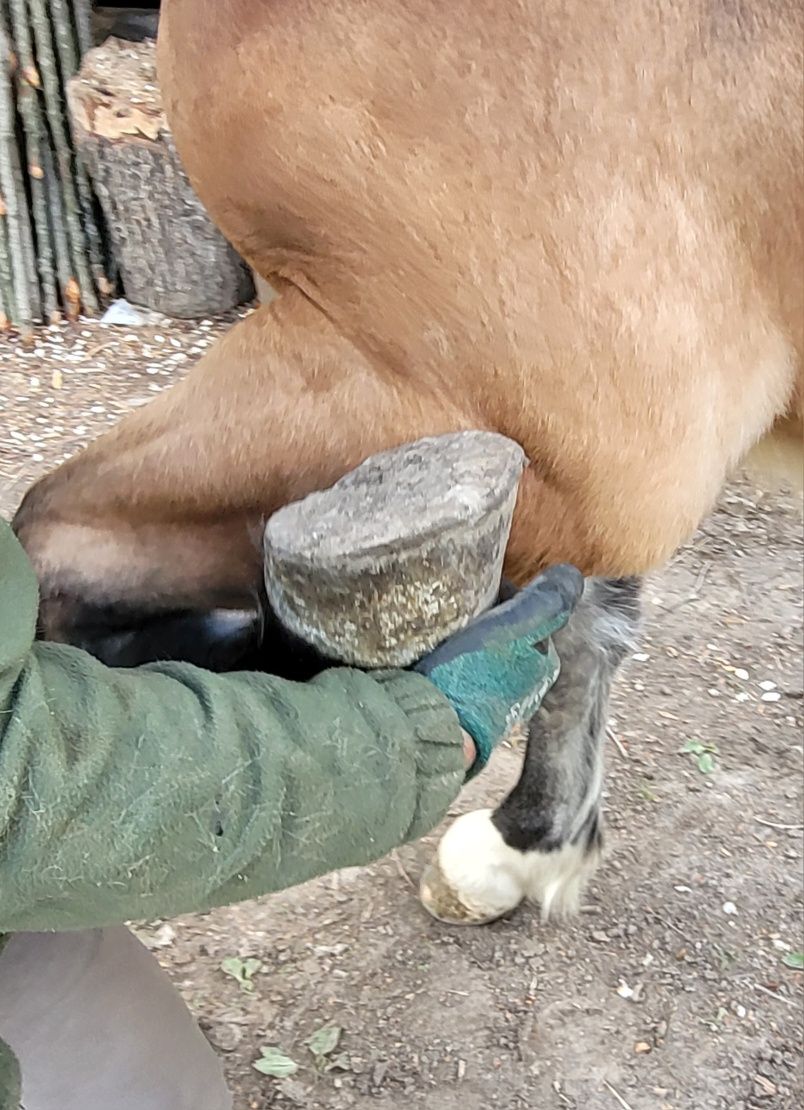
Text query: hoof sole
419 857 517 926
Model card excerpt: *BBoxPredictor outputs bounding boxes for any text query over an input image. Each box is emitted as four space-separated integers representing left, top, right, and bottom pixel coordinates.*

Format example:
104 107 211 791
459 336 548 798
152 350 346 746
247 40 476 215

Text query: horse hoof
419 858 515 925
418 809 527 926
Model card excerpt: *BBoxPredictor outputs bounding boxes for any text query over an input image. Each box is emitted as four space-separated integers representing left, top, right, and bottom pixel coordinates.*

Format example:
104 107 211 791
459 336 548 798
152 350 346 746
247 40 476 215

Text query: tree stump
67 37 253 318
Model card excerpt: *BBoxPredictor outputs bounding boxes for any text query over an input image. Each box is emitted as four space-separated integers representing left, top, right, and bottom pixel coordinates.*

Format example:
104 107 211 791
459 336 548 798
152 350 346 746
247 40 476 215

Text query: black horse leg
420 578 642 924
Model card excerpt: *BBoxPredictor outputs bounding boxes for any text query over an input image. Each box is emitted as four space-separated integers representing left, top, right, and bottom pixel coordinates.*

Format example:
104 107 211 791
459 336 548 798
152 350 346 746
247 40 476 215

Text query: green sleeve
0 521 466 933
0 1036 19 1110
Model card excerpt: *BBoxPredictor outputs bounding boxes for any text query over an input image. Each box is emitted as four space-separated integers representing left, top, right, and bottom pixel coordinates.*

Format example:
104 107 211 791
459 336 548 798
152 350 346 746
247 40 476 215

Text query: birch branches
0 0 110 335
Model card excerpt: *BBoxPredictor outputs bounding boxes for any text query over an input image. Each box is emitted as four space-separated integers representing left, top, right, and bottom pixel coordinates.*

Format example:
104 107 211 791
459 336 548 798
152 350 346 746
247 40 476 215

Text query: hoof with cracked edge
418 809 528 926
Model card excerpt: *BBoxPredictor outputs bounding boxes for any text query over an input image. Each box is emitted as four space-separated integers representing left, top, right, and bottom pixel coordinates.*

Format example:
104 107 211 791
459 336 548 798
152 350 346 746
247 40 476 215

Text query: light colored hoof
418 807 603 926
419 858 518 926
418 809 527 926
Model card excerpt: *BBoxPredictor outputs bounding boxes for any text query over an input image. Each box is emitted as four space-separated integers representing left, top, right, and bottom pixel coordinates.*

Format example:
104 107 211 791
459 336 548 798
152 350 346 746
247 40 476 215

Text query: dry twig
603 1080 636 1110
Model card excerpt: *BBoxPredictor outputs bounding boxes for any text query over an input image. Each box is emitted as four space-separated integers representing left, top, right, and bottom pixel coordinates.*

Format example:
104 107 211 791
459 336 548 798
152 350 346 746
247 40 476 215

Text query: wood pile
1 10 252 335
1 0 110 333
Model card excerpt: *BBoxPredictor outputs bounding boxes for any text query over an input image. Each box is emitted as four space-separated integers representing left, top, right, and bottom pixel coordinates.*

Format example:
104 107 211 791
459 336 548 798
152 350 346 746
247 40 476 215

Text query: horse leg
420 576 642 924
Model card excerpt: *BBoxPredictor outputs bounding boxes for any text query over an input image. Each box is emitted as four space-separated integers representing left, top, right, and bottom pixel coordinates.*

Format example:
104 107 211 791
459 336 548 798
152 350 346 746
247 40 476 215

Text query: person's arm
0 520 581 934
0 523 470 932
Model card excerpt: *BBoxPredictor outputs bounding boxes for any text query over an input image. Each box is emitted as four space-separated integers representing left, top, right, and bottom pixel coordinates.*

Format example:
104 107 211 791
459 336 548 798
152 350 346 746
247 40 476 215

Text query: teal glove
415 565 583 776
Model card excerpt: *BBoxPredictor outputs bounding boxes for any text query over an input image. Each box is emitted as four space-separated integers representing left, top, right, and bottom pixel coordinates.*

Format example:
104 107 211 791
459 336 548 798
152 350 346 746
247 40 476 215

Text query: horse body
13 0 802 922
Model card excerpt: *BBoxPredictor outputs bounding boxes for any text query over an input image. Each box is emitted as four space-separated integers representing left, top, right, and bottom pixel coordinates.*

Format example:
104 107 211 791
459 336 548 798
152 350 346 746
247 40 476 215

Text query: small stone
144 922 176 948
277 1078 309 1105
759 680 777 691
204 1022 242 1053
734 668 750 680
723 901 738 915
634 1041 652 1054
761 692 781 702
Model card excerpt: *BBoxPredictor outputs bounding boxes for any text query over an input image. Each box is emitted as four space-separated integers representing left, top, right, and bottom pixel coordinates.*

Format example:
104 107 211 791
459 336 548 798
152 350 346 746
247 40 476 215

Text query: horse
13 0 802 924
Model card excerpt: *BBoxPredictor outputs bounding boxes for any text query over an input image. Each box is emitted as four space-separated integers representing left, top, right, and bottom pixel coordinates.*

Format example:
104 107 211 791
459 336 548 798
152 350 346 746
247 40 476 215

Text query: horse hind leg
420 576 642 925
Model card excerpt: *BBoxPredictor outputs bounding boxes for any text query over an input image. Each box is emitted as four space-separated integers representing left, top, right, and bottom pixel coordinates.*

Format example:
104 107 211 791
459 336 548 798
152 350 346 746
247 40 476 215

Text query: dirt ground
1 315 802 1110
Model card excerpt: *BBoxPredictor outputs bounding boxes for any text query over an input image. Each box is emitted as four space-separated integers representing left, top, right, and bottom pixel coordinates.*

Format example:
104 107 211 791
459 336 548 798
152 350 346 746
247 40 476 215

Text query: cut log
67 37 253 318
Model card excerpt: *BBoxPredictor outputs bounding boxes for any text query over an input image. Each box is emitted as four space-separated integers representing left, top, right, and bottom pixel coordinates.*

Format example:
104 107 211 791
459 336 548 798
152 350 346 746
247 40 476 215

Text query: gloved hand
415 565 583 776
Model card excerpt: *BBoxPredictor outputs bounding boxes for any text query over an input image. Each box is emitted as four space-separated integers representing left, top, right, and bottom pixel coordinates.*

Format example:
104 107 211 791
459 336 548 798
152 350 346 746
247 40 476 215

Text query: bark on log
67 37 253 319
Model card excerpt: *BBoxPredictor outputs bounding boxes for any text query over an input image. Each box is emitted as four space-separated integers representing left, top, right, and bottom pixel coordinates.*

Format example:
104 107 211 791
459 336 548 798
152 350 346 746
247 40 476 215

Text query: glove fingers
493 563 584 635
416 564 583 676
496 577 519 604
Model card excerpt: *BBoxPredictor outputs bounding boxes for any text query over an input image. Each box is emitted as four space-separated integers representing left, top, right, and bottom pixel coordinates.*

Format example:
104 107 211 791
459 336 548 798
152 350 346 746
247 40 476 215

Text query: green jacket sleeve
0 521 466 933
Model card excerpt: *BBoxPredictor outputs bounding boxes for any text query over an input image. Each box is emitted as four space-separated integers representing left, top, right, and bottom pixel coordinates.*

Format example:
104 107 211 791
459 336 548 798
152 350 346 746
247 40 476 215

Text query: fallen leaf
221 955 263 993
782 951 804 970
148 922 176 948
697 751 716 774
94 103 162 141
252 1048 298 1078
306 1024 342 1061
680 738 717 773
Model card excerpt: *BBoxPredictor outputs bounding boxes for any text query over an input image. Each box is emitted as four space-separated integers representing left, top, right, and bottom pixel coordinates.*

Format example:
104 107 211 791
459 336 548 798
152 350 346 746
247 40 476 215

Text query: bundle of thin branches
0 0 110 335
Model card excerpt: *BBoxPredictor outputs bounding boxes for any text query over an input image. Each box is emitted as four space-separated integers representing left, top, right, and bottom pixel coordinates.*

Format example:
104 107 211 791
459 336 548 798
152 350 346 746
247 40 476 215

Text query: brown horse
13 0 802 924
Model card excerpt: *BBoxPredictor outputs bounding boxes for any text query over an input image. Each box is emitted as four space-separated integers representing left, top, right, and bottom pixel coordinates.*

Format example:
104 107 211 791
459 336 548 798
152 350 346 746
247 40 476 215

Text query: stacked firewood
0 0 112 334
